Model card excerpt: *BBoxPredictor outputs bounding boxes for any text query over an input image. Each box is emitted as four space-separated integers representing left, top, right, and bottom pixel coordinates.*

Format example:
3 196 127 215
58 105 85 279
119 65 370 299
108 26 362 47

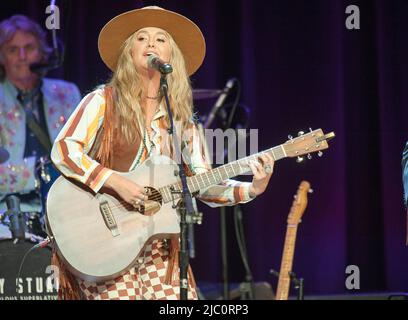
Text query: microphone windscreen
6 195 20 212
30 59 60 73
147 54 158 68
30 63 49 72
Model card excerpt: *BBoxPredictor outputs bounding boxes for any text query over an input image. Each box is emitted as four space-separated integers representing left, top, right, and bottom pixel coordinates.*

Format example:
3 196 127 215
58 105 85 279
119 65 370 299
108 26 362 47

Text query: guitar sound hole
119 187 162 215
140 187 162 216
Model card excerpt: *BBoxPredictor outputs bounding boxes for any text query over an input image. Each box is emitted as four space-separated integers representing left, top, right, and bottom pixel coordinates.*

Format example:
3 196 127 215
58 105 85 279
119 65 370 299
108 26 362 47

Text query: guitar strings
109 196 163 210
105 167 246 211
108 192 179 211
103 159 257 211
107 188 187 213
97 158 259 212
106 183 186 210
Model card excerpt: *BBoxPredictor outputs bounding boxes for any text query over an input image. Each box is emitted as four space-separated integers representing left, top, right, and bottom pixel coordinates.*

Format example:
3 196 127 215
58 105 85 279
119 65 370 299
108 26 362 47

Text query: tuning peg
318 151 323 157
288 134 293 140
308 189 314 194
307 153 312 160
296 156 304 163
298 131 304 136
309 127 313 132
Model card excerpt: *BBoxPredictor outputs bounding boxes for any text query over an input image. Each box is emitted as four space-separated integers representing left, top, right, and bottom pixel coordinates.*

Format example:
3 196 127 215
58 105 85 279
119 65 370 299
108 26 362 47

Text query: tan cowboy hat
98 6 206 76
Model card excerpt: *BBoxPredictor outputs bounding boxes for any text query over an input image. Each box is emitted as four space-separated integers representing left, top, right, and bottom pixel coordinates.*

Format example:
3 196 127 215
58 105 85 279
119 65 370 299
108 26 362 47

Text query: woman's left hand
248 153 275 198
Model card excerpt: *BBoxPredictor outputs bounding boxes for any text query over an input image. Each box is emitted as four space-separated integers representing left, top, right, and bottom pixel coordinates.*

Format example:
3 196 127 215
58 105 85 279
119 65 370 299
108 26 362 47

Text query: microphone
5 195 25 240
147 54 173 75
30 58 60 74
30 39 62 73
204 78 237 128
0 147 9 164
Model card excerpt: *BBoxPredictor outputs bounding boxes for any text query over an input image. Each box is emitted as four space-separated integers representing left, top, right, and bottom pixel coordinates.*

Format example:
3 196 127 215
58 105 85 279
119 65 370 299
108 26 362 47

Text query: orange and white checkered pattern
77 239 198 300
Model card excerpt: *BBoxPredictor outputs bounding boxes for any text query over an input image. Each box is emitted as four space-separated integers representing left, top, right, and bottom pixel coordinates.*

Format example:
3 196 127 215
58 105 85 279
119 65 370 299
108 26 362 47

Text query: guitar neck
159 145 287 203
158 129 331 204
275 225 299 300
188 145 287 193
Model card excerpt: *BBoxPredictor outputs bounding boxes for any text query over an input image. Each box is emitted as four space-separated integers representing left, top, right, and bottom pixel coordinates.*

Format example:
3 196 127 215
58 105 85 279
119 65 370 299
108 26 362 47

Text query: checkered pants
77 239 198 300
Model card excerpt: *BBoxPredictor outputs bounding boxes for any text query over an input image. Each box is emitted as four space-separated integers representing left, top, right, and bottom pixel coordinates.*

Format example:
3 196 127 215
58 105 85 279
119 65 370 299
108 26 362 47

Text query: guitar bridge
100 201 120 237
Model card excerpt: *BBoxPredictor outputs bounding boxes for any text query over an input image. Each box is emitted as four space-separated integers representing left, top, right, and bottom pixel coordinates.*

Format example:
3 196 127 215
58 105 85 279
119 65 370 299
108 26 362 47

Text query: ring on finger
144 187 151 195
264 164 272 174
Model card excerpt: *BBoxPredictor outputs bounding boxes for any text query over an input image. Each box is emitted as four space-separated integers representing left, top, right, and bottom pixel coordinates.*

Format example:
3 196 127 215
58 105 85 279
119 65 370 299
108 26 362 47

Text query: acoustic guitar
46 129 333 282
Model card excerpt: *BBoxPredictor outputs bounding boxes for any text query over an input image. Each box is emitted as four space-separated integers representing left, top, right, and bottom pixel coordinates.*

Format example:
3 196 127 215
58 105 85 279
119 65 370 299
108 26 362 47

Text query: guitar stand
238 279 255 300
270 269 305 300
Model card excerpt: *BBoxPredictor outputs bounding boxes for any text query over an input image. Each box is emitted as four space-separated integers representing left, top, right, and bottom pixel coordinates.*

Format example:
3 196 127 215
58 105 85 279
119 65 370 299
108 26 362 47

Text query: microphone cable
15 236 53 300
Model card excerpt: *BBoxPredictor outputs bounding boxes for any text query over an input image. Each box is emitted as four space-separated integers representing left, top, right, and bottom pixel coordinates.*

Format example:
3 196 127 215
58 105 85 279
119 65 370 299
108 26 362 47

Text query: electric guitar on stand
46 129 333 282
275 180 312 300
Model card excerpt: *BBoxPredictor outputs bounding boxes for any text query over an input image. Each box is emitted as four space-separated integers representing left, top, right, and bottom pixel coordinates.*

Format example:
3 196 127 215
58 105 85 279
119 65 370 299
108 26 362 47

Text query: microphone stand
160 74 196 300
204 78 236 129
235 205 255 300
270 269 305 300
203 79 237 300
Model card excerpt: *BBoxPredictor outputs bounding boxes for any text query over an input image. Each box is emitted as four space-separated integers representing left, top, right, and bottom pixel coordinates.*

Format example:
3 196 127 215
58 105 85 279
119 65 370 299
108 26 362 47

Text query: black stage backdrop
1 0 407 296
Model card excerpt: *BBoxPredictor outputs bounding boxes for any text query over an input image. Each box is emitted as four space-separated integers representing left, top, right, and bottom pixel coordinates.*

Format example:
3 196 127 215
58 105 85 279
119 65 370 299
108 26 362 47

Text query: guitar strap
26 115 52 154
18 85 52 154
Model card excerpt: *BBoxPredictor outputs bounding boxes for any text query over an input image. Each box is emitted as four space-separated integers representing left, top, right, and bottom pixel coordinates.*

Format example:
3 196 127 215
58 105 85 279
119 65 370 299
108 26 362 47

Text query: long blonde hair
108 30 193 144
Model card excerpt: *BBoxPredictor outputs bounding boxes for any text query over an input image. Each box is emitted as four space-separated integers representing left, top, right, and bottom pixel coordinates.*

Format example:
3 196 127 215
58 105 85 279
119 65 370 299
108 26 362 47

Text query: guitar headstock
288 181 312 225
283 129 335 162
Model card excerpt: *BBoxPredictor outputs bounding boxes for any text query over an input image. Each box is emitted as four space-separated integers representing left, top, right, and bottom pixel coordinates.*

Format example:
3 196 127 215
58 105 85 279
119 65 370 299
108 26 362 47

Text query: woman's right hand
104 173 148 206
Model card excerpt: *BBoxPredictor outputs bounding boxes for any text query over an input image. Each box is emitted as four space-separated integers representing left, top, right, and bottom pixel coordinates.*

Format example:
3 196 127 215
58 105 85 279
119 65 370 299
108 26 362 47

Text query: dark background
1 0 407 297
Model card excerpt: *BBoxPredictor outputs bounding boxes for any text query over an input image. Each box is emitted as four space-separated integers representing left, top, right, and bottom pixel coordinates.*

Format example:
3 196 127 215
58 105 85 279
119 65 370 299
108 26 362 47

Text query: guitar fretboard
159 145 287 203
276 225 298 300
